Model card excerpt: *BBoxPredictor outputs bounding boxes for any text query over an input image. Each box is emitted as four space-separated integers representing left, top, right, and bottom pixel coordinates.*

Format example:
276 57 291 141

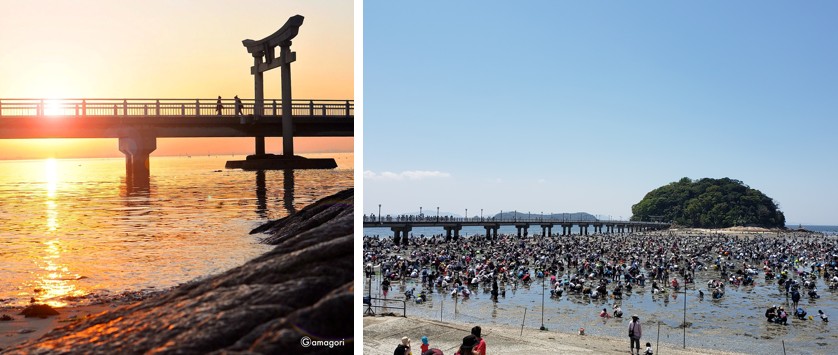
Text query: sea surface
0 153 352 308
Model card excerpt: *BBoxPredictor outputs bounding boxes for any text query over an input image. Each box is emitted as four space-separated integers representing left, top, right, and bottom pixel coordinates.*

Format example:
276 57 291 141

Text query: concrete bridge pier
119 135 156 185
391 226 411 246
515 224 529 238
580 224 589 236
484 225 499 241
444 225 461 242
540 224 552 238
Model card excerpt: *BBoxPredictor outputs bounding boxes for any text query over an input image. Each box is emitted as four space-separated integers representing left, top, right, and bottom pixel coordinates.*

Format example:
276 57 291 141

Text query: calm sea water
0 153 352 308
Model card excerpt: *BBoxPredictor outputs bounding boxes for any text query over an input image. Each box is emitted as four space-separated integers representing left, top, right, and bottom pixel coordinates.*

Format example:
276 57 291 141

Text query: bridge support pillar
581 224 589 236
540 224 552 238
119 135 156 186
391 226 411 246
515 224 528 238
255 136 266 156
444 225 461 242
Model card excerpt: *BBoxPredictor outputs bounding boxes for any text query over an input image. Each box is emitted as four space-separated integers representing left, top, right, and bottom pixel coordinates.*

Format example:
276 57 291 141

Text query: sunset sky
0 0 353 159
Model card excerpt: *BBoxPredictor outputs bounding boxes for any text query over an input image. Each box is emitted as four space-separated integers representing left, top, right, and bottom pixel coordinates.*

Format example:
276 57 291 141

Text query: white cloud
364 170 451 181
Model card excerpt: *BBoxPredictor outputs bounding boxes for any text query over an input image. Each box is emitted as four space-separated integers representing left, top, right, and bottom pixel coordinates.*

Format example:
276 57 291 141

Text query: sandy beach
0 304 112 351
364 315 748 354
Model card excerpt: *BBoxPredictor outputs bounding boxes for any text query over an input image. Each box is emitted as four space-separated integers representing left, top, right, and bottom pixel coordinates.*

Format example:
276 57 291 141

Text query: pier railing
0 98 353 118
362 214 667 225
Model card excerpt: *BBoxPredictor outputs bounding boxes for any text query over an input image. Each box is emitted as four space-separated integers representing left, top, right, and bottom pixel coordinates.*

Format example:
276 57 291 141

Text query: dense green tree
631 177 785 228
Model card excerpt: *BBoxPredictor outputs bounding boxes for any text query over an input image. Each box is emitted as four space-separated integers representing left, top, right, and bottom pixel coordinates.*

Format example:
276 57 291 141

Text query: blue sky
363 1 838 225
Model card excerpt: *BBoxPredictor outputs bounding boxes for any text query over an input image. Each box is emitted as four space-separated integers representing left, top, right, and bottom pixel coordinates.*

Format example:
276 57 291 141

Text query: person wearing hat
420 335 430 353
394 336 411 355
628 314 642 355
455 334 478 355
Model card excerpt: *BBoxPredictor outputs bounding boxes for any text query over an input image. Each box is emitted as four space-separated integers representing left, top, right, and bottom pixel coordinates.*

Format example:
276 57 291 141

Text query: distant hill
631 177 785 228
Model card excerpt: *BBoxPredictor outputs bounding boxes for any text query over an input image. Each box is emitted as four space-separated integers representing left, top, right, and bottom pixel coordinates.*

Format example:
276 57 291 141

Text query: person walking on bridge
216 96 223 116
234 95 243 116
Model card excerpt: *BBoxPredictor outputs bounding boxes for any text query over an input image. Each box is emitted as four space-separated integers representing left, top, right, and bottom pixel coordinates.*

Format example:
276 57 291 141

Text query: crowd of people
364 230 837 332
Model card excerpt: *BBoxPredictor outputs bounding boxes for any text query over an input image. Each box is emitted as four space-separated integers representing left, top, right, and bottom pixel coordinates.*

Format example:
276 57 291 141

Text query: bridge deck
0 98 352 138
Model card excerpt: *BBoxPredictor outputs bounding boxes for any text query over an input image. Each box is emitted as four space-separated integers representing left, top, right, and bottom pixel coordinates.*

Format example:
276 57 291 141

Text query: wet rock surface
19 305 59 319
2 188 354 354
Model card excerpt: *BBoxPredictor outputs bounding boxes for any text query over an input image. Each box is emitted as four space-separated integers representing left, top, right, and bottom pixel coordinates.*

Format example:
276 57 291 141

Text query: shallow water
365 245 838 354
0 154 353 308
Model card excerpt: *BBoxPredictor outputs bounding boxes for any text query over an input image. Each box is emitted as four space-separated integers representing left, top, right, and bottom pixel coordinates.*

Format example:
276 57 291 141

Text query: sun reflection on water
32 159 85 307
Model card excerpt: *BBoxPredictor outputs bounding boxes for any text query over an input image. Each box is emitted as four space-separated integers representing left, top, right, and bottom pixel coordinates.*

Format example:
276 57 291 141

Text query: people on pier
234 95 243 116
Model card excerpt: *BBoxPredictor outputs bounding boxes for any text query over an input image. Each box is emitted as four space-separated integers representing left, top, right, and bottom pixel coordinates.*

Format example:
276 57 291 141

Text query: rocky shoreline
1 188 354 354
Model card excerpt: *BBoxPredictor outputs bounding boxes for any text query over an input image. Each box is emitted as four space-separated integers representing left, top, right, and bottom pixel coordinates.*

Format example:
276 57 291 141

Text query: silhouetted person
234 95 243 116
216 96 223 116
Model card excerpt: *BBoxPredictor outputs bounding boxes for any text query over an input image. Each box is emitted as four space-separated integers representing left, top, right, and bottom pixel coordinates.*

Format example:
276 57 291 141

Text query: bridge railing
0 99 353 118
362 214 668 225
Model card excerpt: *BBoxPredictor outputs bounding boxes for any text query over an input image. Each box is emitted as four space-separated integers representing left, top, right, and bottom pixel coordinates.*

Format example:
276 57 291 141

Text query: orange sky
0 0 353 159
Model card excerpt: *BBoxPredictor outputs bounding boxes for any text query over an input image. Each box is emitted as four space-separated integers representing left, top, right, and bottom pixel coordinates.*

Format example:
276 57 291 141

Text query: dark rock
20 304 59 318
0 314 13 321
2 188 354 354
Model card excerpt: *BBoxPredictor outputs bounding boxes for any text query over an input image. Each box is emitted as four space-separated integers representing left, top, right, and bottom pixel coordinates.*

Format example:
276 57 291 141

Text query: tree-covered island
631 177 786 228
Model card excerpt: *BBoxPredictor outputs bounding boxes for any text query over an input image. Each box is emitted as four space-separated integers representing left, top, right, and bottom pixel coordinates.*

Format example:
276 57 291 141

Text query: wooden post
309 100 314 116
195 99 200 116
521 307 527 336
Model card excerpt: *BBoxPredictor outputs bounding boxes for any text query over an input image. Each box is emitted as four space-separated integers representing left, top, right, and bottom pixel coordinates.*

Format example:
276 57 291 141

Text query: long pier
0 97 352 183
363 215 670 244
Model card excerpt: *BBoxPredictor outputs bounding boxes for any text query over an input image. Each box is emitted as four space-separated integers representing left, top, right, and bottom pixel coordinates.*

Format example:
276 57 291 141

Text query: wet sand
364 315 748 354
0 305 111 350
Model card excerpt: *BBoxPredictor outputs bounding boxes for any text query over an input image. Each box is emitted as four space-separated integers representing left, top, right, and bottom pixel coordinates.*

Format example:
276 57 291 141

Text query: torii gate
231 14 336 170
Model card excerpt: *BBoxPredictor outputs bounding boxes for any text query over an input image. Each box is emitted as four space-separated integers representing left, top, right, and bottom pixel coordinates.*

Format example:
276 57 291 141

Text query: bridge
0 98 352 179
0 15 352 184
363 215 670 245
